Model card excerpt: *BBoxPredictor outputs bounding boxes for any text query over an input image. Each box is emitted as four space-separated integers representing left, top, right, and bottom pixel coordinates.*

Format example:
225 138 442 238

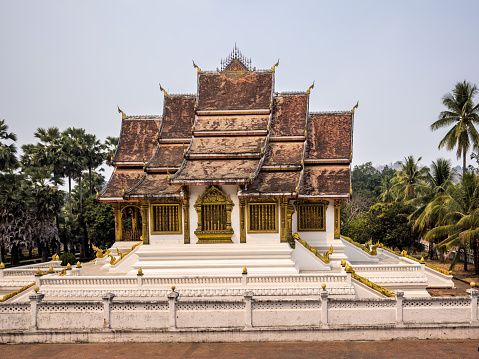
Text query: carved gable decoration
195 185 233 207
220 46 254 80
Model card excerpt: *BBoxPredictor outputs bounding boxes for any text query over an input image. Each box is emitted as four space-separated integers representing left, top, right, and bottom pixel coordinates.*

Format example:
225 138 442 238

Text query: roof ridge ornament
351 101 359 114
159 83 168 97
220 44 253 72
117 106 126 119
192 60 202 73
306 81 315 95
270 59 280 73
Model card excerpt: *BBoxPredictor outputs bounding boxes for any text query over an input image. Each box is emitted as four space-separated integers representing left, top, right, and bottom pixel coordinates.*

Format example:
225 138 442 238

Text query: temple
99 47 352 274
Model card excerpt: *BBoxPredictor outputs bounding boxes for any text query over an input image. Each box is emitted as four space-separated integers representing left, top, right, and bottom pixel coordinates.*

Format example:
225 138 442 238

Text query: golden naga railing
108 242 143 266
378 245 452 276
341 235 378 256
0 282 35 302
293 233 332 264
341 259 395 298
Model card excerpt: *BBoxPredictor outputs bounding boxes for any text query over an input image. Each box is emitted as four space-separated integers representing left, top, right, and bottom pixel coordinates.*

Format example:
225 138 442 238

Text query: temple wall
291 200 334 244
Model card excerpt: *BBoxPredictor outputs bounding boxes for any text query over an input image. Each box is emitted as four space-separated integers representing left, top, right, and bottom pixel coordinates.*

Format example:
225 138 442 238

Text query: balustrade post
244 291 254 329
394 290 404 325
466 288 478 324
102 293 115 329
0 268 4 279
320 286 329 328
346 271 351 285
29 291 44 330
167 289 179 330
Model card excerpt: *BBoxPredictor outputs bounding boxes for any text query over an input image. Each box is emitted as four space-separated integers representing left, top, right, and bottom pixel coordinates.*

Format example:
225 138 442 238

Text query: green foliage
351 162 395 200
60 252 76 266
391 156 429 201
83 195 115 249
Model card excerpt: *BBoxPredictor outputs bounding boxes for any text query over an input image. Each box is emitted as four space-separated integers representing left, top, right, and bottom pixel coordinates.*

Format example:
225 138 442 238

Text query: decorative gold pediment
195 186 233 207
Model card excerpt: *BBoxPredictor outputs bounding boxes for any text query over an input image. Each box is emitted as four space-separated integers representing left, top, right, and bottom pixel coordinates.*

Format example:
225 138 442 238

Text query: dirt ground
424 258 478 296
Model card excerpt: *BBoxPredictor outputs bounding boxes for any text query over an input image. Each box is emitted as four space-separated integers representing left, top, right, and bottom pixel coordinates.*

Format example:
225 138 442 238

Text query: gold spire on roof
351 101 359 114
270 59 279 73
159 83 168 96
167 166 171 180
192 60 202 73
306 81 315 95
117 106 126 119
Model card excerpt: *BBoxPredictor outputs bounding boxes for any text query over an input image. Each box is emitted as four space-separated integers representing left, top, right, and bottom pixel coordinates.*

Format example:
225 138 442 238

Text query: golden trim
293 233 331 264
1 282 35 302
296 200 328 232
150 202 183 235
341 235 378 256
247 199 278 233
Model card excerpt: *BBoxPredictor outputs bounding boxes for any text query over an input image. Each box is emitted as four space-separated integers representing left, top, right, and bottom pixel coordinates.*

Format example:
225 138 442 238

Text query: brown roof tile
243 171 300 195
263 142 304 166
195 114 269 132
126 173 182 199
161 95 195 139
270 95 308 137
299 165 350 197
148 144 185 168
115 119 160 163
197 72 273 111
171 159 260 183
306 112 352 160
100 168 145 199
188 136 265 155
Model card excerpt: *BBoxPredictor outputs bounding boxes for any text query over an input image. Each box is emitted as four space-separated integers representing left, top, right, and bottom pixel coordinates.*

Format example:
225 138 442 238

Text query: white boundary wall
1 288 477 343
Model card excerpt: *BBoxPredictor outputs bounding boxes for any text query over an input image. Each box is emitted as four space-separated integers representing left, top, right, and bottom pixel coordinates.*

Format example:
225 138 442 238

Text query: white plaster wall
0 313 29 330
328 306 395 326
111 311 168 329
38 311 103 329
253 308 320 327
403 304 470 324
291 200 334 244
189 185 241 244
176 308 244 328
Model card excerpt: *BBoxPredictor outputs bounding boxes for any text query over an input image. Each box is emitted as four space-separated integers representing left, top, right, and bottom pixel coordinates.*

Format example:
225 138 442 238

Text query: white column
102 293 115 329
466 288 478 324
394 290 404 325
244 291 254 329
167 290 179 330
29 292 44 330
320 288 329 328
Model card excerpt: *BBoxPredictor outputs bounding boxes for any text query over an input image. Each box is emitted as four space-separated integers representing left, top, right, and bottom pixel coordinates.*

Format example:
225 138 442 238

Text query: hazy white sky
1 0 479 172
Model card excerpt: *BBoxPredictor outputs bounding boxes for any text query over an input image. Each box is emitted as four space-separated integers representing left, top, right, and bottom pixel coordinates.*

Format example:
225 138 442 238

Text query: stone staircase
127 243 299 275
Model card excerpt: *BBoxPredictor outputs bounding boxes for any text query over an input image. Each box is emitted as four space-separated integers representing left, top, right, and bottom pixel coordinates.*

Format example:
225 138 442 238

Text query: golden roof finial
48 265 54 274
167 166 171 180
351 100 359 114
242 266 248 274
76 261 82 268
249 166 253 178
159 83 168 96
271 59 279 73
138 267 143 276
117 106 126 119
66 263 72 270
94 187 99 199
306 81 315 95
192 60 202 73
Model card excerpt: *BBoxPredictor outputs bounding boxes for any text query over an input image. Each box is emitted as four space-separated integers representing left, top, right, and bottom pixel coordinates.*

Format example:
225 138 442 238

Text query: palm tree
104 136 119 166
0 120 18 171
83 134 105 196
431 81 479 178
391 156 429 201
423 173 479 271
379 175 396 203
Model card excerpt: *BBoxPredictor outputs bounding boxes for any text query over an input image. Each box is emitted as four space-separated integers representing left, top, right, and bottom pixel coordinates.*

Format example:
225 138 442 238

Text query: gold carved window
201 203 227 231
297 201 327 231
151 203 182 234
248 200 278 233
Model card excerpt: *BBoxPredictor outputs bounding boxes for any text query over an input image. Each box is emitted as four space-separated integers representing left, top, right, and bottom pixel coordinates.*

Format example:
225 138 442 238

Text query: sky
1 0 479 176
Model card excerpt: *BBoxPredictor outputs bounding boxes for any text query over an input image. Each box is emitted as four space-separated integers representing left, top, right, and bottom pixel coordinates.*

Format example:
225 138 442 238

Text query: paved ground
1 340 478 359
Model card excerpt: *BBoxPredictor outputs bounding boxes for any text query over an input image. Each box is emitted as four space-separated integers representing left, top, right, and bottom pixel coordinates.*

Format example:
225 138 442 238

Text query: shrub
60 252 76 266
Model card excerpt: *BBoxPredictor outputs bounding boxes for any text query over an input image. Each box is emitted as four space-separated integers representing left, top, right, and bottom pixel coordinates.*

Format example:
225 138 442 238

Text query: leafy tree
379 175 396 203
83 134 105 196
363 202 418 251
83 195 115 250
431 80 479 178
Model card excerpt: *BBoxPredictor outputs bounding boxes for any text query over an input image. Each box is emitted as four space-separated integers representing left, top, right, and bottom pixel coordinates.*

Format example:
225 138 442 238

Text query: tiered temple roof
100 47 354 202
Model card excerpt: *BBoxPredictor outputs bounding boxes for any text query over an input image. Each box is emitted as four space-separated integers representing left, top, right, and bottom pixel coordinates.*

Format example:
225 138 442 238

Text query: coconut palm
391 156 429 201
104 136 119 166
431 81 479 178
379 175 396 203
423 173 479 271
83 134 105 196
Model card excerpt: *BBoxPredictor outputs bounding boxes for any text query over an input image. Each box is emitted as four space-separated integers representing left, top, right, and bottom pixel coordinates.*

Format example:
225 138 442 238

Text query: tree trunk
69 176 72 215
11 245 19 266
463 148 467 179
0 245 5 264
463 248 468 271
79 172 83 214
474 239 479 275
41 244 48 262
89 167 92 197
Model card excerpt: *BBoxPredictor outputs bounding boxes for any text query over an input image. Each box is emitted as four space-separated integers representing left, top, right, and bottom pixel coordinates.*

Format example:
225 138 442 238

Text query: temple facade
99 47 353 255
